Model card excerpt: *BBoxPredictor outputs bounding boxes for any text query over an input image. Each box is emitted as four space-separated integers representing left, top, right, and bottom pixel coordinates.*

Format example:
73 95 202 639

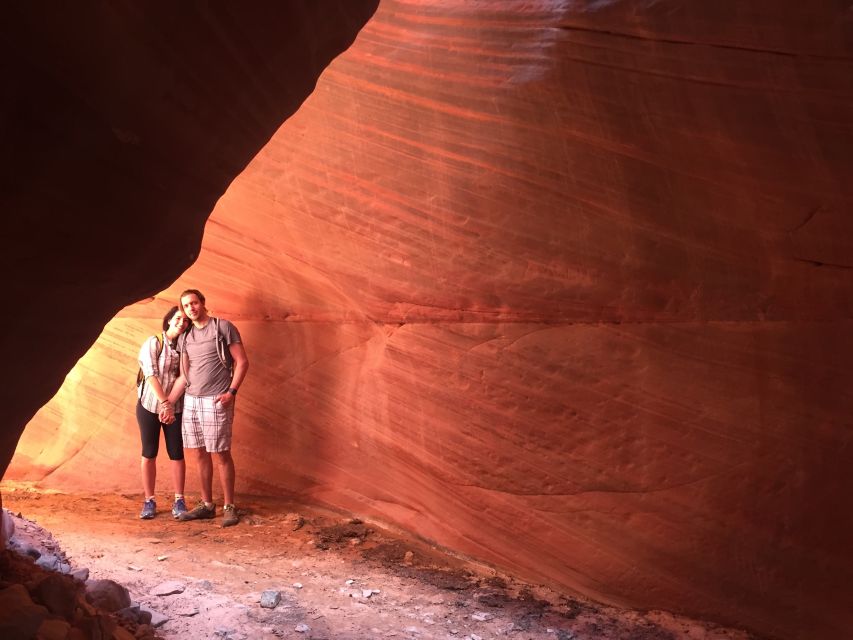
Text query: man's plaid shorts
182 394 234 452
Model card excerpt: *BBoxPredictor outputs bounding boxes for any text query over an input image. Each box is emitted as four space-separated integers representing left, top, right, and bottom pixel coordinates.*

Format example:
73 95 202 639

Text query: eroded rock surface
3 2 853 639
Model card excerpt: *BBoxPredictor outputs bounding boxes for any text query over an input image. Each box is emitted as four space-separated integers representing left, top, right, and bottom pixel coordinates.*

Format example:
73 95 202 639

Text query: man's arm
217 342 248 406
167 375 187 405
229 342 249 390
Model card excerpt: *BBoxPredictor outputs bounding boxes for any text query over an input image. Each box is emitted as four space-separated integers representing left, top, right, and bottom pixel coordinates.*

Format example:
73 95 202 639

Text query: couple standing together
135 289 248 527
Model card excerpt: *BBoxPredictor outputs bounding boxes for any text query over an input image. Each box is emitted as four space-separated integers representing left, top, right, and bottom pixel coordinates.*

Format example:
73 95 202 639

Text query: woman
136 306 189 519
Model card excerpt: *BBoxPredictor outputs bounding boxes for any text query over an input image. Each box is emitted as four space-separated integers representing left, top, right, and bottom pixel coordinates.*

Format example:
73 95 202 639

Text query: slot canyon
1 2 852 639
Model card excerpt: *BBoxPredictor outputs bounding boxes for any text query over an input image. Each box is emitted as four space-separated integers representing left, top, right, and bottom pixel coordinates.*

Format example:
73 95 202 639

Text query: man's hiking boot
178 501 215 521
139 499 156 520
222 504 239 528
171 497 188 519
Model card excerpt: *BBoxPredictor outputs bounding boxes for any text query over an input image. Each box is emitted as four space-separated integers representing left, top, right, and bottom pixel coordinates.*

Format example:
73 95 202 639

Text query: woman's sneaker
139 499 156 519
178 501 216 521
171 497 188 519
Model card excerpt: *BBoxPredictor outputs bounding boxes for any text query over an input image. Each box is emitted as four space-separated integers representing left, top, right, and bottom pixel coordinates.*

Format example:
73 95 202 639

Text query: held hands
158 400 175 424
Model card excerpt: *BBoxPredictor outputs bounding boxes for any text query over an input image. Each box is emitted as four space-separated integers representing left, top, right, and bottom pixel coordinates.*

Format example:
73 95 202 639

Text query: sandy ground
1 486 759 640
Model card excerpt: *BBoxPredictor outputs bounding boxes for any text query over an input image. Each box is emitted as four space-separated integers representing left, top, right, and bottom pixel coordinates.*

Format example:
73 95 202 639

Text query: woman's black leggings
136 400 184 460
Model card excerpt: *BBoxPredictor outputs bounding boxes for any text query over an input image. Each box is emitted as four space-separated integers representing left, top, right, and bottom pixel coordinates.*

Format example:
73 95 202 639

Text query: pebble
150 580 186 596
292 582 303 589
71 567 90 582
471 612 494 622
295 623 310 633
260 590 281 609
86 579 131 612
139 604 169 628
36 554 59 571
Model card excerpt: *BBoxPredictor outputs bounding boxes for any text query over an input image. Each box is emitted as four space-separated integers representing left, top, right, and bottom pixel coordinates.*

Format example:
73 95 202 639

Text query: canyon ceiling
3 2 852 639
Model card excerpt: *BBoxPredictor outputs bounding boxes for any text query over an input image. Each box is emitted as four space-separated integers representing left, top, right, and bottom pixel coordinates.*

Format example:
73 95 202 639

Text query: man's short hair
180 289 206 304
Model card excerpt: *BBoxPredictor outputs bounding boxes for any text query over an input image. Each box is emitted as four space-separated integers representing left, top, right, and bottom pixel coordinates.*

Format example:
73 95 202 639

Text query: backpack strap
213 318 234 374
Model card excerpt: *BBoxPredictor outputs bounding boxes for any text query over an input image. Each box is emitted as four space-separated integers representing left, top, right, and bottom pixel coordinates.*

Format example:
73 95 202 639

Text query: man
168 288 249 527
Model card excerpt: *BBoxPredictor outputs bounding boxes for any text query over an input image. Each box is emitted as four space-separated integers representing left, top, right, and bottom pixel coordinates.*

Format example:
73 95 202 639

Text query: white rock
35 555 58 571
150 580 186 596
71 568 89 582
139 605 169 628
471 612 493 622
295 623 310 633
260 591 281 609
362 589 374 598
345 579 355 585
292 582 303 589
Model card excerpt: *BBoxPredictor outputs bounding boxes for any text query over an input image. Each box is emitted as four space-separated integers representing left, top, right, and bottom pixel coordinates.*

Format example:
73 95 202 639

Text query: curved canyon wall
4 2 853 639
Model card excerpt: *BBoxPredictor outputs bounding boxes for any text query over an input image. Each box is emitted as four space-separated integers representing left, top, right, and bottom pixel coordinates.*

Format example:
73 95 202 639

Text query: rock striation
3 2 853 639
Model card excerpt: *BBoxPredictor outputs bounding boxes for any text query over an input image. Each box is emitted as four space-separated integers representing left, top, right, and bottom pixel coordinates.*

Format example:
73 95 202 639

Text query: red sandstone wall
5 2 853 639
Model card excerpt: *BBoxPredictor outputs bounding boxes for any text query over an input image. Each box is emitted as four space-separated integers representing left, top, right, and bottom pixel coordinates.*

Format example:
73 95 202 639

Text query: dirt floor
1 486 759 640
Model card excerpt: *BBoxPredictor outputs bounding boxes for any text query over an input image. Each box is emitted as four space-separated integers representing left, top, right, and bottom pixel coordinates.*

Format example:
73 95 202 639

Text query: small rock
86 579 131 612
0 584 48 639
71 567 90 582
36 618 70 640
403 551 414 566
139 605 169 628
362 589 373 599
23 544 42 559
345 579 355 585
149 580 185 596
471 612 493 622
35 554 59 571
292 582 303 589
197 579 214 590
156 555 169 561
295 623 310 633
260 590 281 609
115 603 143 625
33 574 77 618
127 565 143 571
111 627 136 640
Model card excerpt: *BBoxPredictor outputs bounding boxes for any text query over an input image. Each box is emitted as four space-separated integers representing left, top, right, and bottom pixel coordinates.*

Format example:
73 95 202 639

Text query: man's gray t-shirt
180 318 241 396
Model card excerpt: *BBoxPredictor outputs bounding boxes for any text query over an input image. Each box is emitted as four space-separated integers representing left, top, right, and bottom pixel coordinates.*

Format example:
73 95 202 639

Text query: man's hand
159 401 175 424
216 392 235 407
